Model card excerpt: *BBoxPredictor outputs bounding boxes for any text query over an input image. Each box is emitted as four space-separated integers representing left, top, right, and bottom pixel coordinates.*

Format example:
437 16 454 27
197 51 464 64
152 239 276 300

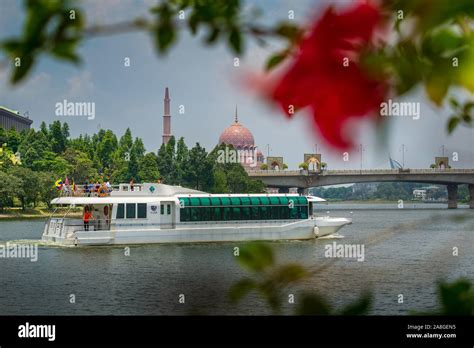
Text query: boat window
280 206 290 219
259 206 271 220
296 196 308 205
210 197 221 206
250 197 261 205
298 206 308 219
167 204 171 215
190 198 201 206
126 204 136 219
201 207 210 221
160 205 164 215
223 207 232 220
269 197 281 205
137 203 147 219
241 207 251 220
179 198 190 208
190 207 200 221
212 207 222 220
116 204 125 219
289 205 298 219
240 197 251 206
200 198 211 206
220 197 231 206
180 208 190 221
230 197 242 205
251 206 259 220
232 207 241 220
270 206 280 219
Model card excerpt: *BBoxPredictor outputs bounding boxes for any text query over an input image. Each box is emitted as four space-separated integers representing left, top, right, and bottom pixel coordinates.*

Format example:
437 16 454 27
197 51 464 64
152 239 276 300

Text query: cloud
66 71 95 99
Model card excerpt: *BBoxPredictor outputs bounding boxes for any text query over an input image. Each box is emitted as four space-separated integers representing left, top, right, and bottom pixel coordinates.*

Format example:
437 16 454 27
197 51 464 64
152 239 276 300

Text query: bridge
247 168 474 209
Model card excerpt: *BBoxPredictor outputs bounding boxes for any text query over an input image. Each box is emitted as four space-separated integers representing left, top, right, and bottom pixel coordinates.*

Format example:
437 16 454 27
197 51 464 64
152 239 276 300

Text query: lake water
0 203 472 315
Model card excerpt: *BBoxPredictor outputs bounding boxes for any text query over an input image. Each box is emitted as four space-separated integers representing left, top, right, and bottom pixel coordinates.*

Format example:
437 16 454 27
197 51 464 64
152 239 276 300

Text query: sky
0 0 473 170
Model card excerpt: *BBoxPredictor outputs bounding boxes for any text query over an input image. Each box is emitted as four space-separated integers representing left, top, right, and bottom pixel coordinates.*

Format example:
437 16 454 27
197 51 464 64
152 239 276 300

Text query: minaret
234 105 238 123
162 87 172 145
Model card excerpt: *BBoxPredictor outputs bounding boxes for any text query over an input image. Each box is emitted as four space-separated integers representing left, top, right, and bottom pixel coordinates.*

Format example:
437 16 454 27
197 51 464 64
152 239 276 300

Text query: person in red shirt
83 207 94 231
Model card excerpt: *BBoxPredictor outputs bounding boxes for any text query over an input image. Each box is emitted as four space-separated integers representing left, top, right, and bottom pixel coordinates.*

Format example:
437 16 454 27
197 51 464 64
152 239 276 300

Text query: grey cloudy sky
1 0 473 169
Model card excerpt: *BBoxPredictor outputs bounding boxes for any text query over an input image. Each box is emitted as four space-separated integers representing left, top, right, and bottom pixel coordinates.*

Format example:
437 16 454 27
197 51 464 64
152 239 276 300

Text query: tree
97 130 118 171
62 148 98 183
184 143 215 191
37 172 57 208
0 170 22 210
49 121 68 154
6 128 21 153
7 166 39 209
138 153 160 182
157 143 173 184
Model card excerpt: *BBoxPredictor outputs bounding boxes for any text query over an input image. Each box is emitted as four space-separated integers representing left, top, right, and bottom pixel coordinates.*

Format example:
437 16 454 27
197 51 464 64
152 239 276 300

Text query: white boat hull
41 217 352 246
314 217 352 237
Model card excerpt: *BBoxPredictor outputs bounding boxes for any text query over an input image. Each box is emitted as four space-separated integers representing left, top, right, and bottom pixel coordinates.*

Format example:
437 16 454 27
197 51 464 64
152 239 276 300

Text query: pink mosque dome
218 108 255 149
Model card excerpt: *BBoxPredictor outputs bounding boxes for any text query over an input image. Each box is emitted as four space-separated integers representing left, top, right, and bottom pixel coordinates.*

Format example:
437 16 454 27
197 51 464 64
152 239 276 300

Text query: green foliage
138 153 160 182
2 0 83 83
298 162 308 170
448 97 473 134
230 242 370 314
231 243 473 315
437 279 474 315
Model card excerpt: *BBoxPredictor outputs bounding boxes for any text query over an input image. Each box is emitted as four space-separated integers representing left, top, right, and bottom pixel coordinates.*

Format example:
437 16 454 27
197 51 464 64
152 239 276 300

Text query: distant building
0 106 33 132
218 107 265 169
413 189 427 200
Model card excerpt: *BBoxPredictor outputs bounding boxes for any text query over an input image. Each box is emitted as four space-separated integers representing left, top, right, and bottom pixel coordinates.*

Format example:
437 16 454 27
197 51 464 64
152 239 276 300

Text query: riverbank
0 208 82 220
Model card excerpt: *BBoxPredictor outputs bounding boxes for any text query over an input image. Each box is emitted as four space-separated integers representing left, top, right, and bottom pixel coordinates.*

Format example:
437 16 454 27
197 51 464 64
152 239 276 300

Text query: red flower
270 2 387 149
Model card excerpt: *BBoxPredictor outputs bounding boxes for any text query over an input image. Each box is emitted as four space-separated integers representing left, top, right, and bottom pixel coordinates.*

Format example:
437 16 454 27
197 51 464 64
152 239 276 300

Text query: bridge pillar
469 184 474 209
447 184 458 209
297 187 309 196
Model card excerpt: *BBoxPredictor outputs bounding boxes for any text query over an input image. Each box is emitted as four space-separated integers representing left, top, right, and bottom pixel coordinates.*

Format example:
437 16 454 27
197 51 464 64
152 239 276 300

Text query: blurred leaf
296 293 332 315
205 27 220 44
339 292 372 315
228 27 242 54
11 55 34 84
274 23 302 42
449 97 460 109
447 116 460 134
425 74 450 106
155 24 176 53
438 279 474 315
50 39 81 63
237 242 274 272
422 28 465 57
265 52 287 71
392 41 428 95
271 264 307 285
229 278 257 303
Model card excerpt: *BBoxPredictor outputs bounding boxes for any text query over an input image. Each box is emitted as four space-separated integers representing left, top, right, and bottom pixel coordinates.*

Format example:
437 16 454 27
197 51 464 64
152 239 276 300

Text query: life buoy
98 185 108 197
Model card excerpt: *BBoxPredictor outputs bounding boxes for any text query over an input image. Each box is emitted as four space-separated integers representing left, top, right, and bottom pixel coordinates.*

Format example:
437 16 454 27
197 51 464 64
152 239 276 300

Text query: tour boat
41 183 352 246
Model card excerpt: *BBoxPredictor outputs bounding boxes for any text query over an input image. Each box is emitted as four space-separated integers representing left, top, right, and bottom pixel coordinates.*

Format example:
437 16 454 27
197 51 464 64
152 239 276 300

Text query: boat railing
57 183 145 197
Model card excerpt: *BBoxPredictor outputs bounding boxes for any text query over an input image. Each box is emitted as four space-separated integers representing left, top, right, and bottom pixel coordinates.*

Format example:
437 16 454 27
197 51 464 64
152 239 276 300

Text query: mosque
218 107 265 169
161 87 264 169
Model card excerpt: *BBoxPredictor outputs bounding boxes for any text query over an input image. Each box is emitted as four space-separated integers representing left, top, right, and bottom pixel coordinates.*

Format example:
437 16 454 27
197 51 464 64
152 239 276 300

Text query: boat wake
317 233 344 239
